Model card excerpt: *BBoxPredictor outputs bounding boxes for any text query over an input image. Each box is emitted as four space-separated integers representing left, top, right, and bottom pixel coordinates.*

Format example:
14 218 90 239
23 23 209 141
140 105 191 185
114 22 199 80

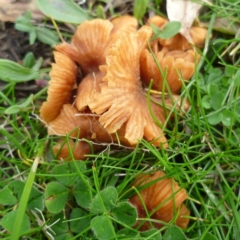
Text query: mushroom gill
40 52 77 123
129 171 190 230
47 104 132 160
88 26 168 147
48 104 129 145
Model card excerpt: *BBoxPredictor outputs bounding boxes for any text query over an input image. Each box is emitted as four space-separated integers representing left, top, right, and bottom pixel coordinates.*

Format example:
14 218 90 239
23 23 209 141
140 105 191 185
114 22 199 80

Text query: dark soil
0 22 52 63
0 22 53 97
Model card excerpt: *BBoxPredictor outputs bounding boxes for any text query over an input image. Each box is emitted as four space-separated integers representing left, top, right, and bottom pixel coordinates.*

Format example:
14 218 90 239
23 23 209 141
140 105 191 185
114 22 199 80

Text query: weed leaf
141 229 162 239
221 109 234 126
210 92 224 111
37 0 91 24
151 22 181 40
74 178 92 209
134 0 149 23
207 111 222 125
52 161 86 186
0 59 40 82
91 215 115 240
0 210 30 234
111 201 137 226
90 187 118 214
0 186 18 205
23 52 35 68
4 94 34 115
70 208 91 233
36 27 60 46
202 95 211 109
45 182 68 213
163 225 187 240
0 180 44 211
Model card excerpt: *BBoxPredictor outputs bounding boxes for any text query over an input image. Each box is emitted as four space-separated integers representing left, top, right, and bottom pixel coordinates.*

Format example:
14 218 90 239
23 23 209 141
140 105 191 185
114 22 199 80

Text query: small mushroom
39 17 140 159
53 138 96 161
140 47 200 93
148 16 208 51
129 171 190 230
139 15 206 94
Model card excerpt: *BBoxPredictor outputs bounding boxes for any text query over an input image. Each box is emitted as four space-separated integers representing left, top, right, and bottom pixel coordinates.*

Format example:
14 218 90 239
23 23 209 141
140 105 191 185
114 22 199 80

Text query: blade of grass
10 142 45 240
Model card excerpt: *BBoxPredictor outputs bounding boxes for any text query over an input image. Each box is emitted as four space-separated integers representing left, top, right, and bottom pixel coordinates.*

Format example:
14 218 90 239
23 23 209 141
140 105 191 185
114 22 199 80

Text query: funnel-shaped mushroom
129 171 190 230
56 17 138 111
41 17 138 120
88 26 168 147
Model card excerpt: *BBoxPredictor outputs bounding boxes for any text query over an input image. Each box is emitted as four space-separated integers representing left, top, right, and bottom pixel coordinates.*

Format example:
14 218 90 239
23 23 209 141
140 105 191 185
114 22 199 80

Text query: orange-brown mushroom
53 138 95 161
148 15 207 51
129 171 190 230
39 17 140 159
88 26 168 147
140 47 200 93
55 17 138 111
139 15 206 94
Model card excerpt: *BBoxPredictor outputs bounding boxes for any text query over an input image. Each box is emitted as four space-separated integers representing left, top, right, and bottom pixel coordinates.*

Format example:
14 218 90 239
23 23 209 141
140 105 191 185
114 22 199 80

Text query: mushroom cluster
40 15 206 159
39 15 206 230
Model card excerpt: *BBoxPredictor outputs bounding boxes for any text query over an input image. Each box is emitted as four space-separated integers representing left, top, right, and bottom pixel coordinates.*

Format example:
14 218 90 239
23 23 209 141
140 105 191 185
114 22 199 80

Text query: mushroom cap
88 26 168 147
129 171 190 230
140 47 199 93
40 52 77 123
56 19 113 75
108 15 138 46
55 17 138 76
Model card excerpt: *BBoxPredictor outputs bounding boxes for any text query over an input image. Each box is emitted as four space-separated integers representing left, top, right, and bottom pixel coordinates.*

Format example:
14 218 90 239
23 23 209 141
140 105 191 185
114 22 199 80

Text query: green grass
1 0 240 239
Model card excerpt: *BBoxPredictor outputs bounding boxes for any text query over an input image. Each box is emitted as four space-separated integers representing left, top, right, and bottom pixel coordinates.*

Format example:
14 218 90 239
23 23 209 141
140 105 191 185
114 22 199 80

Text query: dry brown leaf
0 0 43 22
166 0 202 42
